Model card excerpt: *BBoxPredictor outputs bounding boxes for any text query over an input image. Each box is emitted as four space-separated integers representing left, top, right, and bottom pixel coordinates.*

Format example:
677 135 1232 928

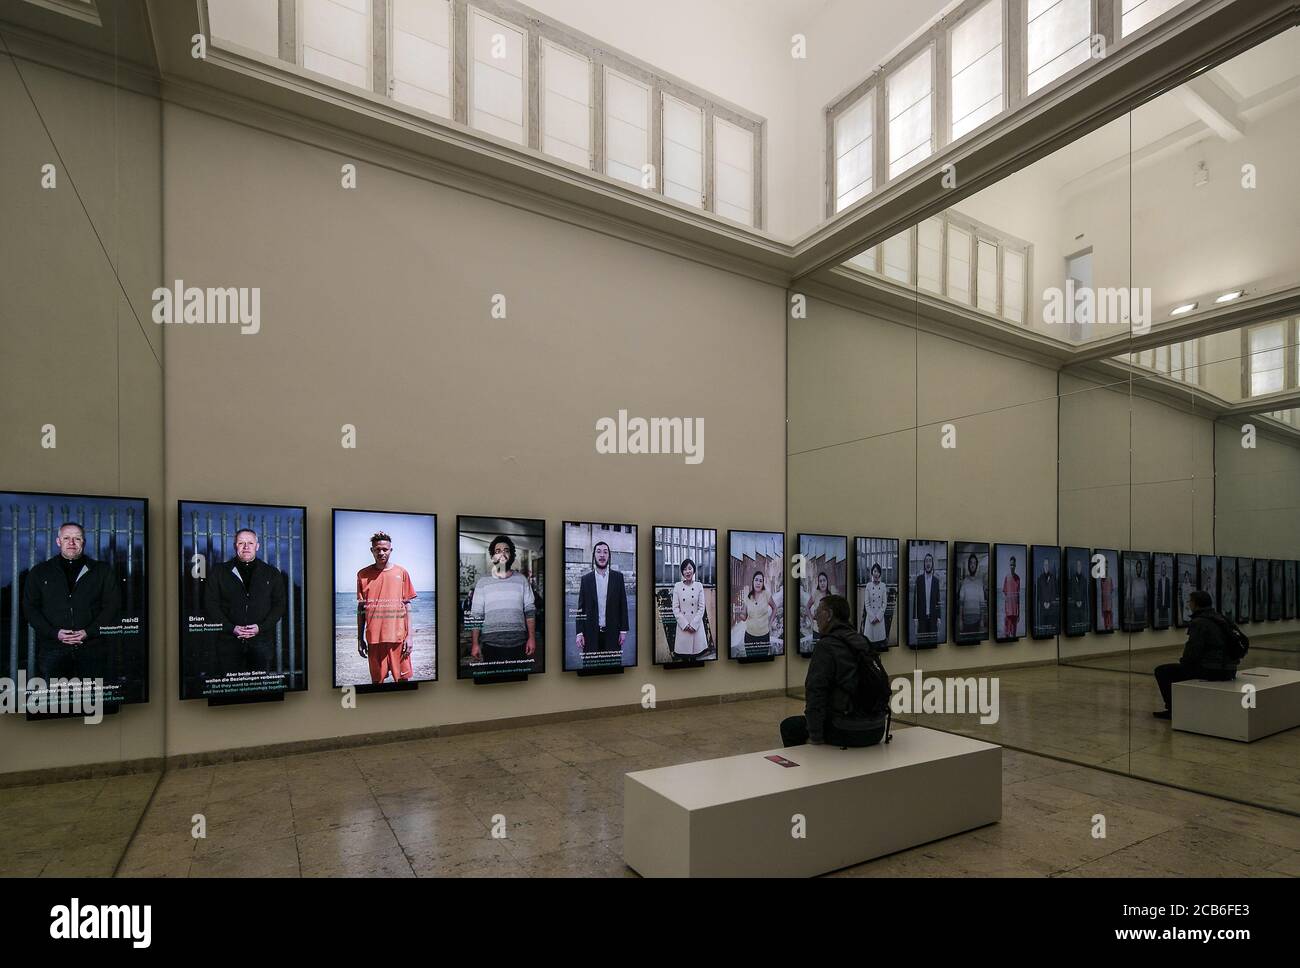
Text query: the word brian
595 410 704 465
151 280 260 335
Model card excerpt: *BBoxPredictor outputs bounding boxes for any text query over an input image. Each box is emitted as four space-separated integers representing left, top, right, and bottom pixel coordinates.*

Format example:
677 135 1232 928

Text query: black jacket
204 558 286 643
575 569 629 643
804 620 874 743
1181 608 1239 674
22 555 120 647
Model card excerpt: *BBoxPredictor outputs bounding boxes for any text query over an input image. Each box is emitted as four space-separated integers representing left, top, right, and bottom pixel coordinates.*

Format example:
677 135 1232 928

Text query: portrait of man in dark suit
575 540 629 667
914 552 941 640
22 522 120 682
203 527 287 678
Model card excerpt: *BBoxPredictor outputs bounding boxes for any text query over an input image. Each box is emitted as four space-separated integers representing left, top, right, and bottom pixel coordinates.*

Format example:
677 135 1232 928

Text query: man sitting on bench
781 594 890 748
1153 589 1241 720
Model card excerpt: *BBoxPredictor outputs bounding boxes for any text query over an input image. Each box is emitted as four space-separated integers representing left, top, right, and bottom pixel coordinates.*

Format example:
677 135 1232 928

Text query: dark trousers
780 715 849 748
35 643 108 683
1154 662 1234 709
482 641 526 664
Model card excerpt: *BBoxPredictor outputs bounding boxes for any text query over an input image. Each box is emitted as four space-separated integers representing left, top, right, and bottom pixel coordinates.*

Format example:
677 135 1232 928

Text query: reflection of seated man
356 531 417 684
575 540 628 666
22 521 120 683
469 535 537 668
204 528 286 679
1152 590 1239 720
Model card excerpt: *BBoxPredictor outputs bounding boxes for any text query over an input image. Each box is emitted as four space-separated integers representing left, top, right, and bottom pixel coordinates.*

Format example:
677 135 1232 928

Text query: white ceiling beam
1175 72 1246 140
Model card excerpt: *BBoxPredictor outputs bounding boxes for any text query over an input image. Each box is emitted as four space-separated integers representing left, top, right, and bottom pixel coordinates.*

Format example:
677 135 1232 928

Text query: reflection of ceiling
1034 27 1299 192
1212 27 1300 100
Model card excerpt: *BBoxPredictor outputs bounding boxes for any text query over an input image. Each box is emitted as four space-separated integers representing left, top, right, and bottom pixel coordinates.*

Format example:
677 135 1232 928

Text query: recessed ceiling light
1170 302 1198 316
1215 290 1244 304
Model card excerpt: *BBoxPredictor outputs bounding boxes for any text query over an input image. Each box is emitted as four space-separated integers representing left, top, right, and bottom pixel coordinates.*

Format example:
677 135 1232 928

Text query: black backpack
837 642 893 745
1224 620 1250 661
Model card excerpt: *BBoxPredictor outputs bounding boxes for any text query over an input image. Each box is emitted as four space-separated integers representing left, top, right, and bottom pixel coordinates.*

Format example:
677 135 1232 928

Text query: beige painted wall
0 56 165 775
159 103 787 758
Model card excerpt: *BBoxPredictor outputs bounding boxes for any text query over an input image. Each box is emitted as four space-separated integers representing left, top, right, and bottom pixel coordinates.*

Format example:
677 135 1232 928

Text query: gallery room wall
1214 420 1300 641
0 56 165 776
161 103 787 758
787 293 1061 676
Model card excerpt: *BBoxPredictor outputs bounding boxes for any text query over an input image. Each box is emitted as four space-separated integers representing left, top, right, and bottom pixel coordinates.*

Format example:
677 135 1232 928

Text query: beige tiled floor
3 696 1297 877
914 649 1300 813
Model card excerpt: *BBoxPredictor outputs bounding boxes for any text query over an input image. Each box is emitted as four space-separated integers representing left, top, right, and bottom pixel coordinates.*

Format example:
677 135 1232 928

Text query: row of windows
831 0 1193 214
207 0 762 227
1130 340 1203 387
845 212 1030 326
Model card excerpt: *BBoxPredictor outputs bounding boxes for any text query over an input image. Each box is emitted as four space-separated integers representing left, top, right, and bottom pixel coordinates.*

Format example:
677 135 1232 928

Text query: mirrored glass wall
788 25 1300 817
0 3 165 875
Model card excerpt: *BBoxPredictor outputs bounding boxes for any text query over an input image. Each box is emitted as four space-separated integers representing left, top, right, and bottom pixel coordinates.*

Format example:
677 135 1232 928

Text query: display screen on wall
1063 546 1091 637
855 537 899 650
1287 561 1298 620
729 530 784 659
457 516 545 680
1218 556 1238 625
1253 558 1269 621
906 539 947 649
992 544 1026 642
951 541 989 645
1 491 150 710
652 526 718 664
1121 551 1151 633
1236 557 1253 624
1093 548 1119 634
1269 559 1284 621
332 509 437 689
1030 545 1061 639
797 533 848 657
179 500 307 701
1198 555 1219 609
1174 553 1197 628
564 521 637 671
1151 552 1174 630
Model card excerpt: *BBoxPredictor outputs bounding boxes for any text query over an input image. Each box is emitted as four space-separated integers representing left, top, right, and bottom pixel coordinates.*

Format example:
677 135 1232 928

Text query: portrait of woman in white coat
671 558 709 658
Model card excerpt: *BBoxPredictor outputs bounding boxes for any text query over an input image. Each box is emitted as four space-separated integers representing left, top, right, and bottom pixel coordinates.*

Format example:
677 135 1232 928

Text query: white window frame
387 0 454 120
539 38 593 170
296 0 375 93
466 4 529 147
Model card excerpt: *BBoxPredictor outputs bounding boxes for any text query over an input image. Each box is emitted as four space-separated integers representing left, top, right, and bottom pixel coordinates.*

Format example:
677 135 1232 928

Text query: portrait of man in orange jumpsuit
356 532 418 683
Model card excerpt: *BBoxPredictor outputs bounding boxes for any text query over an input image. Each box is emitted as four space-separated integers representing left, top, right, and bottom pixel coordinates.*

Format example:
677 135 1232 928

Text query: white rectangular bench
623 726 1001 878
1173 667 1300 742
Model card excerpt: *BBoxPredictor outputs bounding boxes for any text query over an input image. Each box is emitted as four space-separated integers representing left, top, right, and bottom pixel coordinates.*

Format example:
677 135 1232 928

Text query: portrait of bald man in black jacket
203 527 286 679
22 522 120 681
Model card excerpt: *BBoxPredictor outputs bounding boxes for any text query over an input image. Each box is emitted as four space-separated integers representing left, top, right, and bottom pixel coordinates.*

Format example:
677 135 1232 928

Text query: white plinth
1173 667 1300 742
623 726 1001 877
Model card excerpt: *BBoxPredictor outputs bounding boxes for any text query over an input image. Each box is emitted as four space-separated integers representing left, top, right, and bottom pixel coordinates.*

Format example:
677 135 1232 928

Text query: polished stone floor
1 695 1296 877
916 648 1300 813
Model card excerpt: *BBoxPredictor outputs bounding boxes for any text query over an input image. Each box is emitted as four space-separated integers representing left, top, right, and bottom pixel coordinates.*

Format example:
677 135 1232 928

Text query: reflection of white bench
623 727 1000 877
1173 667 1300 742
